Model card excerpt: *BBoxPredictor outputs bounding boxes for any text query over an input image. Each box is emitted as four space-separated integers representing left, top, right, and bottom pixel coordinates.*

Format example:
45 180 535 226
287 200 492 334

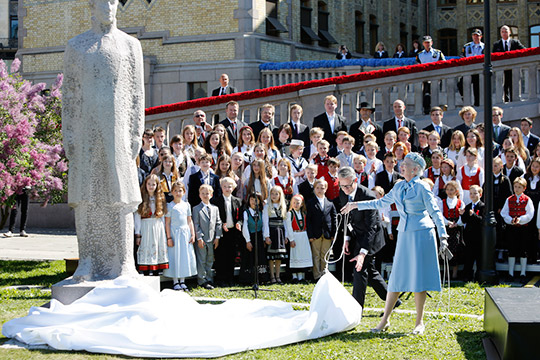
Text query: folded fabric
2 272 362 358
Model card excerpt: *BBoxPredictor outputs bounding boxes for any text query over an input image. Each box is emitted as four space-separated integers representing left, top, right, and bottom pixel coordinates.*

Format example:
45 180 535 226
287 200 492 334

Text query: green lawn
0 260 489 359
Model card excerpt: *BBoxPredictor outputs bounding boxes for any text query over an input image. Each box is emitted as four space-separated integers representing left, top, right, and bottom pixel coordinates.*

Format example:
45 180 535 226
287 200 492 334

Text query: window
355 11 365 53
300 0 320 44
400 23 408 49
369 15 378 54
266 0 287 37
438 28 458 56
531 25 540 47
317 1 337 47
411 26 419 43
438 0 456 5
466 0 483 4
188 82 207 101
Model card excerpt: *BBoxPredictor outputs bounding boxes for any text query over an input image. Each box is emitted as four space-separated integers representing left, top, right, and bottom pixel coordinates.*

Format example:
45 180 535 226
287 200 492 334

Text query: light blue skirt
388 227 441 293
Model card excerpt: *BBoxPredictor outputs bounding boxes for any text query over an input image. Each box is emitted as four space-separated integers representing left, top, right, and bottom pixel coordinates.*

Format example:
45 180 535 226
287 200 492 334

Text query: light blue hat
405 152 426 171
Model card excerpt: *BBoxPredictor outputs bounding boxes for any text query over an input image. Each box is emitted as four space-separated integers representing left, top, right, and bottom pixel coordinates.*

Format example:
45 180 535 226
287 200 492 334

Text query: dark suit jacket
493 123 511 145
374 170 402 195
393 52 406 59
328 147 343 158
187 171 222 208
453 123 476 137
336 51 352 60
348 121 384 152
524 133 540 155
219 118 247 148
306 197 337 239
423 123 453 148
298 180 315 203
373 51 389 59
249 121 277 141
492 39 525 53
503 166 524 185
211 194 243 228
383 116 418 148
211 86 237 96
312 112 347 148
461 201 485 241
491 174 513 211
337 186 385 256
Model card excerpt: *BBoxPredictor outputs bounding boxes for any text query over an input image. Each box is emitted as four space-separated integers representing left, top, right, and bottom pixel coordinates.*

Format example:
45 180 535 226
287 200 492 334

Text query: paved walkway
0 228 78 261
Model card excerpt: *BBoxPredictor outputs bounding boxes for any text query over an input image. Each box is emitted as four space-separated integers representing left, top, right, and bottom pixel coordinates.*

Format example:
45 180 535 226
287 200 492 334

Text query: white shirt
501 194 534 225
326 112 335 134
345 186 369 255
436 196 464 226
224 195 234 228
316 195 325 209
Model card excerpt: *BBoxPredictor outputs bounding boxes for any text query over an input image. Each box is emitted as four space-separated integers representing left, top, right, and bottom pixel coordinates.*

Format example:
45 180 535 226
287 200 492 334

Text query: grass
0 260 489 359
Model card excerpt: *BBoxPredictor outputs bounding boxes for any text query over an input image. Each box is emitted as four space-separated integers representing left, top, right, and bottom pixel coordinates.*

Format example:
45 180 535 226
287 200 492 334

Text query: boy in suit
460 185 485 281
306 178 337 281
187 153 222 208
503 147 524 184
193 184 223 289
298 164 317 202
211 177 243 286
375 152 402 195
492 157 513 262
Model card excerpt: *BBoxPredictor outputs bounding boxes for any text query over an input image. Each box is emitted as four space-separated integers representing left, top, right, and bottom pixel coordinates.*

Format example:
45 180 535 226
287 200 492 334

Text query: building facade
0 0 18 65
14 0 540 108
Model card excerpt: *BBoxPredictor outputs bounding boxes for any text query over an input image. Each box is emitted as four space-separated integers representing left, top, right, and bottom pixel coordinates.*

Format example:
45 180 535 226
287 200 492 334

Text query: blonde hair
199 184 214 194
310 127 324 138
324 95 338 105
269 186 288 218
459 106 477 122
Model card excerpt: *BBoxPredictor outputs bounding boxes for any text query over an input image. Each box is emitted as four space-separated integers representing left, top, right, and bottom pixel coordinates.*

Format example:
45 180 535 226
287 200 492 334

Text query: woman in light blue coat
341 153 448 335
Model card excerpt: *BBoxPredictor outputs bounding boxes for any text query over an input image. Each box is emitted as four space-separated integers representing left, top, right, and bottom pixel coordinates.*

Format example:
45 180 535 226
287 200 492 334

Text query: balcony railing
0 38 18 50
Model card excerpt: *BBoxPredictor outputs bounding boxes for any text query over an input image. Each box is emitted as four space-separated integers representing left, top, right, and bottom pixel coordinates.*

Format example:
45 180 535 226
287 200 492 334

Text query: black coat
211 86 237 96
493 123 511 146
298 180 315 203
312 112 347 148
461 201 485 241
383 116 418 148
211 194 244 227
348 120 384 152
337 185 385 256
249 121 277 142
492 39 525 53
219 118 247 148
374 170 403 195
187 171 222 208
306 197 337 239
524 133 540 155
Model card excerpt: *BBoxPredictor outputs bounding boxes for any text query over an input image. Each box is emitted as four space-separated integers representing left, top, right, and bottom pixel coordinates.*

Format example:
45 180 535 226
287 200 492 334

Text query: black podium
484 287 540 360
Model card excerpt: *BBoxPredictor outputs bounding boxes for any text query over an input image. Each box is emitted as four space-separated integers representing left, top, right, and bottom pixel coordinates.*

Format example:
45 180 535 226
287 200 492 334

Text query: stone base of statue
51 275 160 305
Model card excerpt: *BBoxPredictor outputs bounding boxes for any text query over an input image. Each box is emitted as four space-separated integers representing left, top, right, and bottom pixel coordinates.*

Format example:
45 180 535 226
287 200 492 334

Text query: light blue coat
356 176 447 237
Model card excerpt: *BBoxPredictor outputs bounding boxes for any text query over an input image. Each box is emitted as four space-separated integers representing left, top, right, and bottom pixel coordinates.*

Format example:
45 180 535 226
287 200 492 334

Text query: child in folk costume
353 154 371 189
232 126 256 165
456 147 484 205
322 158 341 201
421 131 443 169
170 134 191 178
311 139 331 179
272 158 297 203
134 174 169 275
242 143 277 182
263 186 289 284
285 194 313 282
502 177 535 280
241 192 268 282
204 130 229 169
433 158 460 201
182 125 199 163
157 154 179 203
287 139 308 184
423 149 443 183
163 181 197 291
437 180 465 279
245 159 272 202
493 156 513 262
258 127 281 166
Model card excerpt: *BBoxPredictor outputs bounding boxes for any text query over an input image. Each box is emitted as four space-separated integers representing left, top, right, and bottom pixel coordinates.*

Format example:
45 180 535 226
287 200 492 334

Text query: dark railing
0 38 18 49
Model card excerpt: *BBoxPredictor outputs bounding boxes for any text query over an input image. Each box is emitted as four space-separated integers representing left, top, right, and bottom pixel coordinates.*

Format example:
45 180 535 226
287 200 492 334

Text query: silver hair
338 166 356 181
403 157 424 177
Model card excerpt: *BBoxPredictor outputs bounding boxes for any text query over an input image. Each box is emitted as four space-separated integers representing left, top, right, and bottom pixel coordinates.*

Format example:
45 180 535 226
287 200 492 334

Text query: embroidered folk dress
134 197 169 271
285 210 313 269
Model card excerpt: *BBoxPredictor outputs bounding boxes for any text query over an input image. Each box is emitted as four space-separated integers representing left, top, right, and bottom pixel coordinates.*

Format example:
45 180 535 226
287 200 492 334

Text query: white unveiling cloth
2 273 361 358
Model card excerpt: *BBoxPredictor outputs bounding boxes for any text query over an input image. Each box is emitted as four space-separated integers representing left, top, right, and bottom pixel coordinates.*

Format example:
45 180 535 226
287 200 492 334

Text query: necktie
471 203 475 211
220 87 225 96
494 125 499 138
504 41 508 52
436 125 441 134
398 119 402 129
348 195 353 202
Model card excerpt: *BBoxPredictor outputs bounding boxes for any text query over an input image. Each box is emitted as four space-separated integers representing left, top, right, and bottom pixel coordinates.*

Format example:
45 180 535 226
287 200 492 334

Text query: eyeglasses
339 183 354 189
194 114 205 118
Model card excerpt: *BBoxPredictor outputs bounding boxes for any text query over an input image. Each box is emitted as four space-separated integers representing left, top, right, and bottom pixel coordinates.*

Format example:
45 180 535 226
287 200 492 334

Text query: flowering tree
0 58 67 228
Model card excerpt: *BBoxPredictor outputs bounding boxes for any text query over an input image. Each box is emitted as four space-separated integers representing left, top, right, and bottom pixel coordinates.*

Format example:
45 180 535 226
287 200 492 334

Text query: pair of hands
198 238 219 249
223 223 242 232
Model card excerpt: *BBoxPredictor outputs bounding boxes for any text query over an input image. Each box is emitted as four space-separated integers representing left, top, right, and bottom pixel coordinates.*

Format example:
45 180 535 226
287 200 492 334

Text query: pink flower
10 58 21 73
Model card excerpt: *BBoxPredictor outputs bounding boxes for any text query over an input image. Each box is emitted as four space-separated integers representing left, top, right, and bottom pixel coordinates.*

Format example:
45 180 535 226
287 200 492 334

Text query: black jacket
306 197 337 239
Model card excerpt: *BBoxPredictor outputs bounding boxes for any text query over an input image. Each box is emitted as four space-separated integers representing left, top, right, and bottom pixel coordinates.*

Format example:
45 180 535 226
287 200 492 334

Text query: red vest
443 198 462 221
426 167 440 182
274 176 294 195
291 210 307 231
508 194 530 218
460 167 480 190
313 155 329 179
390 203 400 225
323 172 340 200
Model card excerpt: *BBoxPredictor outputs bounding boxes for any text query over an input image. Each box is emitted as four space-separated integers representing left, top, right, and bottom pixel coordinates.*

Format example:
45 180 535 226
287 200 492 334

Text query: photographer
193 110 213 146
336 45 352 60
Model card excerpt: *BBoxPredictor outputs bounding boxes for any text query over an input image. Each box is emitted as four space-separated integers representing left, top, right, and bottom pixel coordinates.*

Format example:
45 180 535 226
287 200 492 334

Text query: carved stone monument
55 0 155 303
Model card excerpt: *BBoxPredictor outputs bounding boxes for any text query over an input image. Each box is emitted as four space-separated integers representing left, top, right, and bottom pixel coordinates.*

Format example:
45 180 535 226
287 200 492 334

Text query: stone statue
62 0 144 281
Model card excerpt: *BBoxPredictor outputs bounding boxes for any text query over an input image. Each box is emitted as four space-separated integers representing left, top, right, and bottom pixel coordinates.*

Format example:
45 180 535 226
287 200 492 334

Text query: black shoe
394 299 402 309
520 275 528 285
203 282 214 290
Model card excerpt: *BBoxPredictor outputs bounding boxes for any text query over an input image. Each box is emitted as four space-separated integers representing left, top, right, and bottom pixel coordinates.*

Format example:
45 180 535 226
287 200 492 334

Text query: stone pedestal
51 276 160 305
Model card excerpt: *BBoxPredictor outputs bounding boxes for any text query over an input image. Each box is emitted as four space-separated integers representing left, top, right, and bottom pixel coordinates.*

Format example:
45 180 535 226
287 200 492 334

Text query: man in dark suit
383 99 418 148
211 73 237 96
492 106 511 145
250 104 277 140
348 102 383 153
211 177 243 286
187 154 222 208
520 117 540 155
312 95 347 149
492 25 525 102
219 101 246 148
289 104 311 159
336 166 395 308
423 106 452 148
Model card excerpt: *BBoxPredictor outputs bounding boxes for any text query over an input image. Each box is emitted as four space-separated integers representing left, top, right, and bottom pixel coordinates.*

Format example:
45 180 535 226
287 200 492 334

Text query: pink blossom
10 58 20 73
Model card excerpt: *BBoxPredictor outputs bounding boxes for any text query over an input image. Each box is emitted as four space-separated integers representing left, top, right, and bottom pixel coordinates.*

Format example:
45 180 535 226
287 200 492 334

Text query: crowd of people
134 93 540 294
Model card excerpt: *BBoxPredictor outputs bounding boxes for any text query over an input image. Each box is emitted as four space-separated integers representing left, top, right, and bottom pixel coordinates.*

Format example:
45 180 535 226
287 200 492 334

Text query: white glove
439 238 448 254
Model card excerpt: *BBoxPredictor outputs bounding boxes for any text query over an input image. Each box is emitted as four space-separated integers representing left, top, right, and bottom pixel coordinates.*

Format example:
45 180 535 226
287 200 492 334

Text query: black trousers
352 254 388 307
214 227 241 283
9 191 29 232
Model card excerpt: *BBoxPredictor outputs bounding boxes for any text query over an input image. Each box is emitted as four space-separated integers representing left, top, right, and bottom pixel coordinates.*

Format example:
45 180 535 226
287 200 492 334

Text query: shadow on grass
456 330 487 360
0 260 67 287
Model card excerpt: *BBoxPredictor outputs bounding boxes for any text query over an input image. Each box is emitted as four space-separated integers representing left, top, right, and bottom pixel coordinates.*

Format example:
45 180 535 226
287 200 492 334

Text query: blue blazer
356 176 447 236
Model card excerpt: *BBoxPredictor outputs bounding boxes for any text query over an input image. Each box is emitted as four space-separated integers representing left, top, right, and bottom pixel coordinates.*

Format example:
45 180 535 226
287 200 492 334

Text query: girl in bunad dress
204 130 230 170
285 194 313 283
263 186 289 284
163 181 197 291
258 127 281 166
456 129 484 170
157 154 179 203
182 125 199 164
437 180 465 279
244 159 272 203
134 174 169 276
170 134 191 178
232 126 256 165
433 158 459 201
456 147 484 205
444 130 465 167
241 192 268 283
272 158 297 203
230 152 245 199
212 123 234 157
423 149 443 184
242 143 278 183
